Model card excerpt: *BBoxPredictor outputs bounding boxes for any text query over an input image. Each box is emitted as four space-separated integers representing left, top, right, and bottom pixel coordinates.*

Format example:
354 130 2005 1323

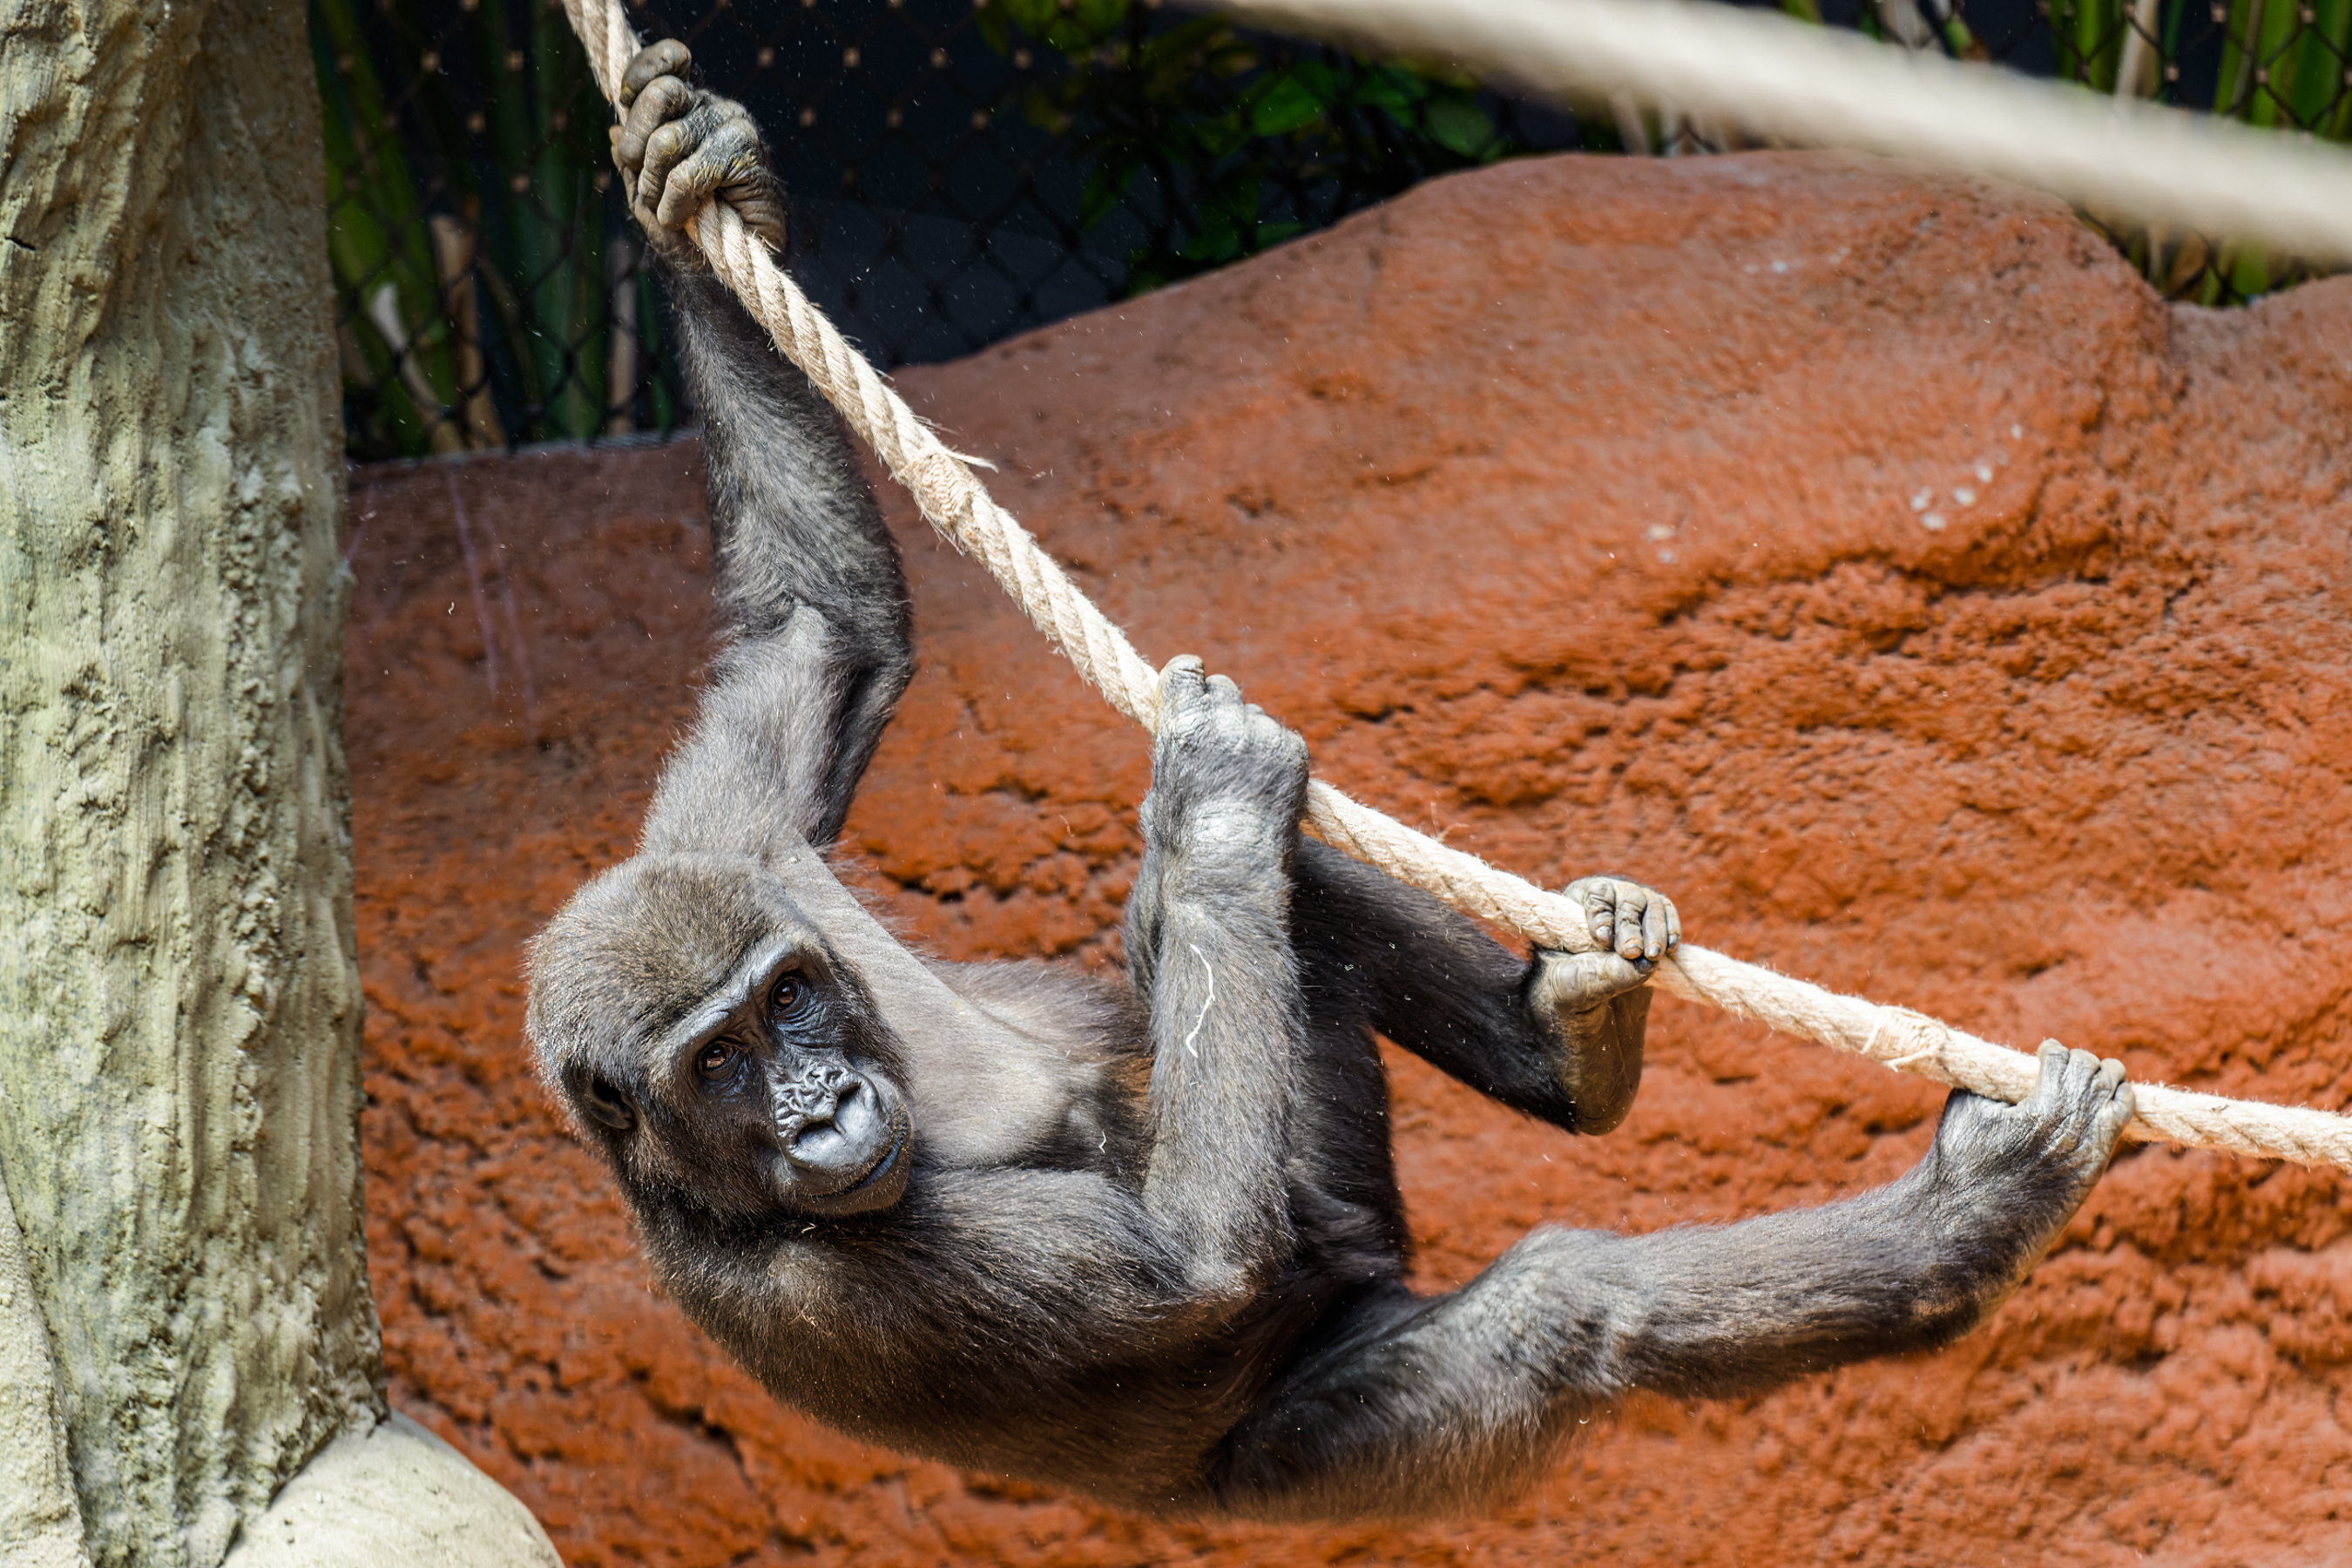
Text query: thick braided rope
555 0 2352 1171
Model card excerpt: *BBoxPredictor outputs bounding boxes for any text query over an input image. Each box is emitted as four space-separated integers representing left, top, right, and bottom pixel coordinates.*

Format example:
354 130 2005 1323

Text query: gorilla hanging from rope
527 43 2137 1523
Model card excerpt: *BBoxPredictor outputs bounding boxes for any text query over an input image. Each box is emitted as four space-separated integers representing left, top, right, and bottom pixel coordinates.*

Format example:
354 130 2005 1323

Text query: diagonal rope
555 0 2352 1171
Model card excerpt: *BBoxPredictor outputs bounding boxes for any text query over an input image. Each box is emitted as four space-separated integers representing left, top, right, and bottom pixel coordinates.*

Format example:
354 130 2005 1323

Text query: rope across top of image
558 0 2352 1171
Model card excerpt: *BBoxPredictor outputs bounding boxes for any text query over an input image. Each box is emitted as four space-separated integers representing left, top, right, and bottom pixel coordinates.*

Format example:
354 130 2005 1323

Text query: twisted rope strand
556 0 2352 1172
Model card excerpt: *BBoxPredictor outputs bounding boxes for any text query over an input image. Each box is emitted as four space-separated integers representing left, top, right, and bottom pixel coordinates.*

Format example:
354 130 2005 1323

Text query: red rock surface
345 152 2352 1566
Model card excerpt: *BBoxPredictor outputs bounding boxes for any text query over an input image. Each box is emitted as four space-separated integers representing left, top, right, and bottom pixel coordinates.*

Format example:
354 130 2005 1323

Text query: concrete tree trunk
0 0 558 1561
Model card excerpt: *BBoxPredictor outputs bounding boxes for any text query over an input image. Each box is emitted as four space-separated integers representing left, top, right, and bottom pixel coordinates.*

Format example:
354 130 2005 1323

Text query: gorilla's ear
569 1066 638 1132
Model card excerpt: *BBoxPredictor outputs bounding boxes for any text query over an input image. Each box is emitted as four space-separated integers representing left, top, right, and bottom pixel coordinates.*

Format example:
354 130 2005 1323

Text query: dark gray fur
527 51 2139 1523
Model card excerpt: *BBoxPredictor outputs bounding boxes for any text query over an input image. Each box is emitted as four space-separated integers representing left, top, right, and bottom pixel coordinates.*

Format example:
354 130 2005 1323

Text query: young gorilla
529 44 2139 1523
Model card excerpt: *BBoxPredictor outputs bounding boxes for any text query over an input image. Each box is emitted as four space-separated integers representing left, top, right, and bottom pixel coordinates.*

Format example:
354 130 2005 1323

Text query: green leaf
1019 81 1078 135
1189 114 1254 162
1423 96 1497 158
1002 19 1539 297
1070 0 1129 34
1179 218 1247 263
1078 159 1142 229
1353 64 1429 115
1001 0 1064 36
1207 179 1267 225
1249 72 1327 136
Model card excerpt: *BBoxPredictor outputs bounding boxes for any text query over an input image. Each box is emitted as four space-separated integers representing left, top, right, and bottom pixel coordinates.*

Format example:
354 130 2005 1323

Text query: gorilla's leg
1291 839 1663 1135
1212 1044 2135 1522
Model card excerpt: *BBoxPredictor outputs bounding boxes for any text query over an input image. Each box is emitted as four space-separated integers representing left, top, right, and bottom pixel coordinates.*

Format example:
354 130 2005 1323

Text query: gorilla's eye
769 973 813 1023
697 1038 743 1079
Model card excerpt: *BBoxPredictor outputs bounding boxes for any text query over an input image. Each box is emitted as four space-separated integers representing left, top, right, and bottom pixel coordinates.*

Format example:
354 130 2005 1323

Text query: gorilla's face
663 950 913 1218
539 859 913 1220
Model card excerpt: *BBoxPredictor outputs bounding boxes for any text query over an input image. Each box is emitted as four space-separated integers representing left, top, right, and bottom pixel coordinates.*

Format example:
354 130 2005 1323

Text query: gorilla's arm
1122 659 1314 1307
599 51 1313 1324
626 104 911 856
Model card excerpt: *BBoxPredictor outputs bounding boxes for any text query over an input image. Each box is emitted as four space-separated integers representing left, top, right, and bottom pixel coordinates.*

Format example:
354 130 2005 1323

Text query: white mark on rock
1923 513 1947 531
1953 487 1976 506
1910 489 1933 513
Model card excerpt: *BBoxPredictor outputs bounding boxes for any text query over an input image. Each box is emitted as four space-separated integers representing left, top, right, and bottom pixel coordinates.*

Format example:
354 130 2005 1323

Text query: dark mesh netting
315 0 2349 457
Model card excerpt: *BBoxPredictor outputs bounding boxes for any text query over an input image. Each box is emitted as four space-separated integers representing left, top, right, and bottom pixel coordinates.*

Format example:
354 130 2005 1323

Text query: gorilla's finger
1544 950 1648 1010
1578 879 1617 954
655 144 731 233
618 76 693 178
620 39 692 109
1639 896 1670 961
2070 1052 2107 1105
637 117 700 227
2024 1040 2069 1116
1156 655 1206 719
2097 1068 2136 1141
1614 891 1646 962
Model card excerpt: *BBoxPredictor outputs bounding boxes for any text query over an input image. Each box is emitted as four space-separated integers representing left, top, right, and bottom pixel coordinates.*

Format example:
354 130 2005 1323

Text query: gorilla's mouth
812 1109 910 1213
786 1116 909 1217
844 1132 902 1194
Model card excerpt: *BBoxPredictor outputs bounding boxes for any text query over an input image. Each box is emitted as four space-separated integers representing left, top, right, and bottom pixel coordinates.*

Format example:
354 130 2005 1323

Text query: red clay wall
345 152 2352 1566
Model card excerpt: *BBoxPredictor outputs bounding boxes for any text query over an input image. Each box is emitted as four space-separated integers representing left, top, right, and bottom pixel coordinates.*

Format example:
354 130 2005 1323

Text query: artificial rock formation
346 152 2352 1565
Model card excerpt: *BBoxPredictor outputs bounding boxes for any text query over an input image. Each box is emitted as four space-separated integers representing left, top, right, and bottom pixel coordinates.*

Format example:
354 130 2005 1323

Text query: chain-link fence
316 0 2351 460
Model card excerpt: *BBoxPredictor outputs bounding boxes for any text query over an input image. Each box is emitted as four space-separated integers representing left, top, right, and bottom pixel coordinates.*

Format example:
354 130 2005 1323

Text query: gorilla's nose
787 1072 877 1176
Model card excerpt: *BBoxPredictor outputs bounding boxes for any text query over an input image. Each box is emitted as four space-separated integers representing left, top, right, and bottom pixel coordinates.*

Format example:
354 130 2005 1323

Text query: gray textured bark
0 0 556 1563
0 0 380 1554
0 1175 89 1565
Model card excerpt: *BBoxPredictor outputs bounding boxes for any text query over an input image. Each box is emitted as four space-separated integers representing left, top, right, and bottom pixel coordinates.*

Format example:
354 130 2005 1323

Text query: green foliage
2186 0 2349 297
317 0 2352 456
312 0 628 456
977 0 1528 291
1788 0 2349 302
2051 0 2127 92
311 0 451 455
